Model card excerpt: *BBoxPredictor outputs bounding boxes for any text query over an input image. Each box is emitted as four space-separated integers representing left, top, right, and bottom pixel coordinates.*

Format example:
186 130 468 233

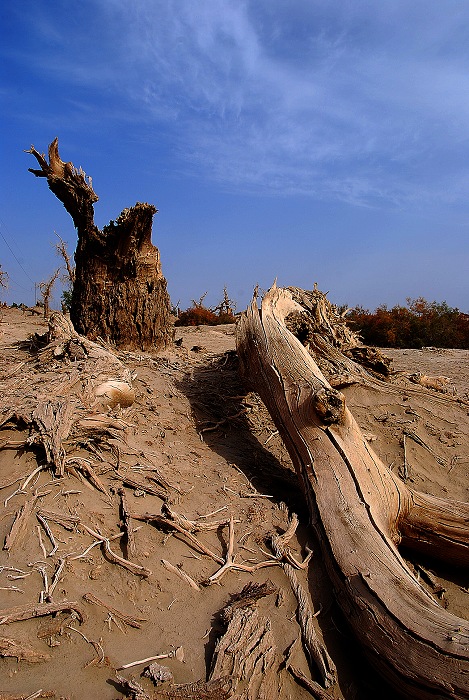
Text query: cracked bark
236 285 469 700
26 138 173 351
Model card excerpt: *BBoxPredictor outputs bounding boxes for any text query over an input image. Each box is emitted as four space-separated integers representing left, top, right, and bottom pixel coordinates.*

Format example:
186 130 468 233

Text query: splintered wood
210 604 278 699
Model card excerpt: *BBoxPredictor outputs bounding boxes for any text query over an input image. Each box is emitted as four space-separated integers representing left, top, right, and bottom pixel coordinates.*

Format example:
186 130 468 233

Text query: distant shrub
61 289 72 312
175 288 237 327
347 297 469 349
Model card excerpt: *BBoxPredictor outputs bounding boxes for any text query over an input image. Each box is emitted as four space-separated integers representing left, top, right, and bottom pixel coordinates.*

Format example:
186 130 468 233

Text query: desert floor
0 307 468 700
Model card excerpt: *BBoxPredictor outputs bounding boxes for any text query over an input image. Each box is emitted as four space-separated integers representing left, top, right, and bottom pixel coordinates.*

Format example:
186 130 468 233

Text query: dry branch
271 515 336 688
115 472 168 501
284 637 333 700
82 592 146 629
36 509 80 531
131 511 224 564
0 600 85 625
161 559 201 591
80 523 151 578
207 516 280 584
119 488 136 558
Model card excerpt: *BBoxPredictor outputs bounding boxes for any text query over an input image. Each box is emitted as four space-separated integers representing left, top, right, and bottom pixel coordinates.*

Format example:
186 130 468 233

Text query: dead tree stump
26 138 174 351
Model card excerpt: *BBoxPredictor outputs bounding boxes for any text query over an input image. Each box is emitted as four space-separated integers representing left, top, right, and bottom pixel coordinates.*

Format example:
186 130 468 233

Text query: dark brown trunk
26 138 173 351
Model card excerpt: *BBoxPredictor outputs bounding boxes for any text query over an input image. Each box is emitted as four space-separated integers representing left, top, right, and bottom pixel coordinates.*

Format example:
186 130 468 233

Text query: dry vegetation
0 301 468 700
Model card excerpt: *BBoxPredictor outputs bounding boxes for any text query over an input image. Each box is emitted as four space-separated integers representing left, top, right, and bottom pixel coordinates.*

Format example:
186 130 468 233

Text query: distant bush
347 297 469 349
61 289 72 312
175 288 237 327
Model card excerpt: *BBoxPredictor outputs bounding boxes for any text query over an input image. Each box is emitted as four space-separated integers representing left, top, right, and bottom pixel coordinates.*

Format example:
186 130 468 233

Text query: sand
0 307 468 699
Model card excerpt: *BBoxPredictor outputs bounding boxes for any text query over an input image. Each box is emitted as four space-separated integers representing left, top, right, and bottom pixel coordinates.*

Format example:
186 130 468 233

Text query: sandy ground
0 307 468 700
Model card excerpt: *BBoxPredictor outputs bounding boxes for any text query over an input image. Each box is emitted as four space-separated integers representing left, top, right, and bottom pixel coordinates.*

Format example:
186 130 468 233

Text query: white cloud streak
13 0 469 205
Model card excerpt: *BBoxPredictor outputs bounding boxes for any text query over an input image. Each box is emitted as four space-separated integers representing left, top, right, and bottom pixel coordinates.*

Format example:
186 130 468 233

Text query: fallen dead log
236 285 469 700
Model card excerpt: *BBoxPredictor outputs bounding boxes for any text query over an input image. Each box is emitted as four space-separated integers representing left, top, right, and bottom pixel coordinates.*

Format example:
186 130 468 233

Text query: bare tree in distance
38 268 61 319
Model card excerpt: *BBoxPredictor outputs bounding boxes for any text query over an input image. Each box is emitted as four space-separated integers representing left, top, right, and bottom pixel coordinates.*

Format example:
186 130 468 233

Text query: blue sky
1 1 468 312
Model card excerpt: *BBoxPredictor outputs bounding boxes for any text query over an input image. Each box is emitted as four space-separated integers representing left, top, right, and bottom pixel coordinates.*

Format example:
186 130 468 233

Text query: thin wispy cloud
6 1 469 207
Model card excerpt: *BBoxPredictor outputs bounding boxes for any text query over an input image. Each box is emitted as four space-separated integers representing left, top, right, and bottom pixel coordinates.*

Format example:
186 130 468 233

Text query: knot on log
312 387 345 425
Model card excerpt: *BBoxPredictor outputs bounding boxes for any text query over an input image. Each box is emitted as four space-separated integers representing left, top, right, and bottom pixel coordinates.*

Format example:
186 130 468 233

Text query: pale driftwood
0 692 54 700
271 515 336 689
0 600 85 625
117 646 184 670
209 604 279 700
36 514 58 557
82 592 146 629
236 285 469 700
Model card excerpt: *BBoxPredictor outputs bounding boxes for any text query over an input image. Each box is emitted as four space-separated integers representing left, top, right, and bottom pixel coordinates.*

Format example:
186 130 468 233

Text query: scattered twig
119 488 136 558
36 508 80 531
36 526 47 559
162 503 234 533
117 646 184 670
161 559 201 591
68 526 142 561
404 430 446 466
199 409 247 434
48 558 67 600
115 471 167 500
36 514 58 557
264 430 279 446
80 523 151 578
197 505 228 519
207 516 280 584
67 624 106 666
132 511 224 564
66 457 111 498
82 592 146 629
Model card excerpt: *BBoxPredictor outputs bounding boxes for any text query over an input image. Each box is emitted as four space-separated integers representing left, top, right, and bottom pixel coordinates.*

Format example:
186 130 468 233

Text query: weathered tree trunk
26 138 174 351
236 285 469 700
